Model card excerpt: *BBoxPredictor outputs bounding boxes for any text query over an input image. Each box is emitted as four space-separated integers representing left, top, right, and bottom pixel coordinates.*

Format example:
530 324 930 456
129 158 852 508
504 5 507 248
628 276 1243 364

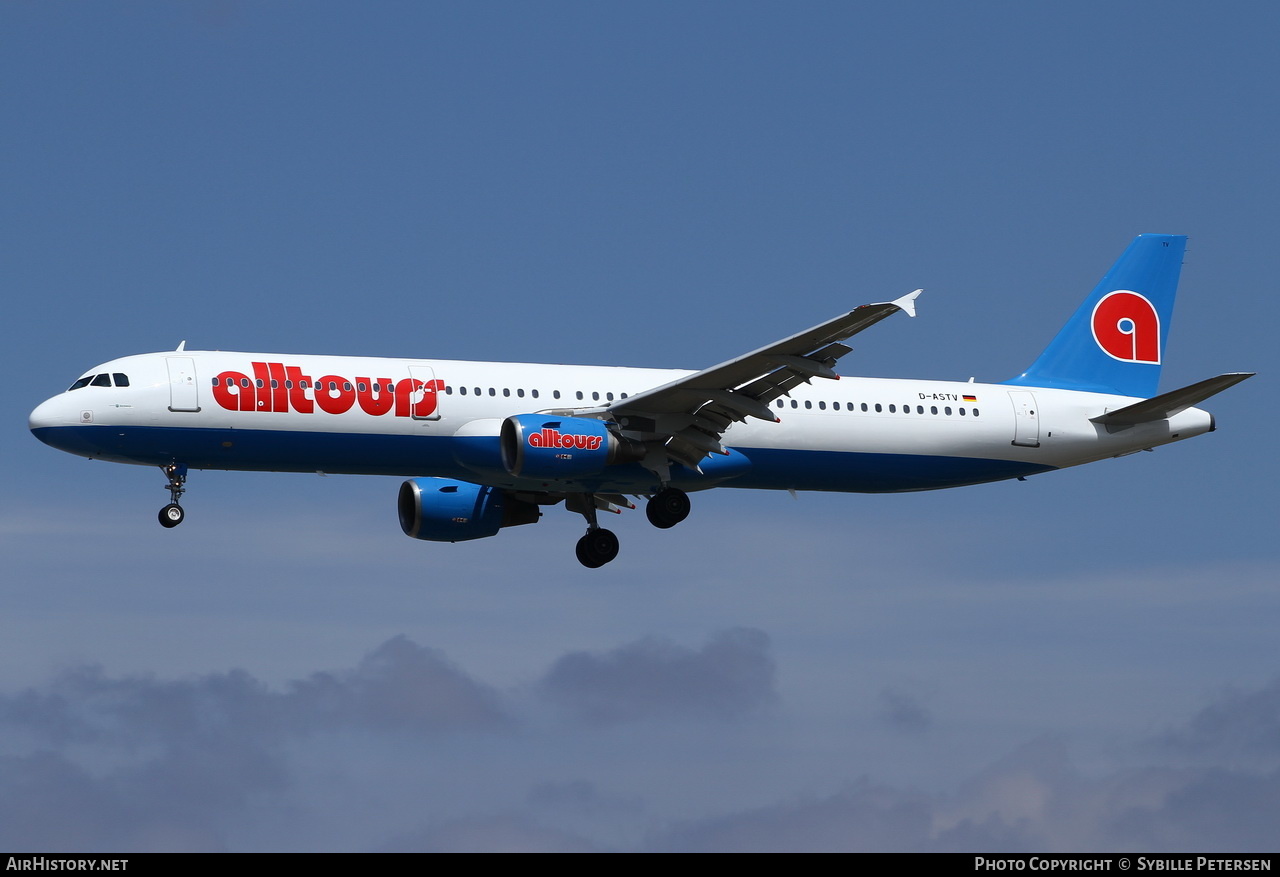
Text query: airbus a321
29 235 1252 568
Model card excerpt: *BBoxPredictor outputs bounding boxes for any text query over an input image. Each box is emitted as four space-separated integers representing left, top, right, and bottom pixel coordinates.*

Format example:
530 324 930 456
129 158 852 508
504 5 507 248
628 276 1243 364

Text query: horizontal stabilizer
1090 372 1254 426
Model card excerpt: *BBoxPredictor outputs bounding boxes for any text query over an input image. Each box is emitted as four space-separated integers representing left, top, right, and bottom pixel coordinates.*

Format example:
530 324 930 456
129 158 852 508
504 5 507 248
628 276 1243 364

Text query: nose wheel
158 464 188 529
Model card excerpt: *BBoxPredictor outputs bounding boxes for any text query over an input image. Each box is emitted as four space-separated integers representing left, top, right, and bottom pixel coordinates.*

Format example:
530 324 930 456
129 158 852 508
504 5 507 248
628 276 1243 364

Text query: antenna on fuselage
176 341 187 351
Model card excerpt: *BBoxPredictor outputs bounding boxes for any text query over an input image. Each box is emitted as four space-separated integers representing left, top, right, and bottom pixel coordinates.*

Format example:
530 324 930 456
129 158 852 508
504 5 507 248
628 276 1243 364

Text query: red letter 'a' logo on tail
1091 290 1161 364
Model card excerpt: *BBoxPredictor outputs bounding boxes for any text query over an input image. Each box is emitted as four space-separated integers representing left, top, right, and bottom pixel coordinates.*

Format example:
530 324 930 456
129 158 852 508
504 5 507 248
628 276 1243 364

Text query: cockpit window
68 372 130 391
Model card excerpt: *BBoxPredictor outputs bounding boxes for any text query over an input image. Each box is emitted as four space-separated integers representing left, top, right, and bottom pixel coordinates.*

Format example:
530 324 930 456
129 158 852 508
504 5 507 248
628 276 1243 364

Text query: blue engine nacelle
398 478 540 543
500 414 644 480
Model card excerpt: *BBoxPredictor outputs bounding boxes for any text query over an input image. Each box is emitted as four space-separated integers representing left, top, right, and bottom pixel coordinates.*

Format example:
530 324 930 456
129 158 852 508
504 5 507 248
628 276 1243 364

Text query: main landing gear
572 493 620 569
576 527 620 569
569 488 691 568
646 487 691 529
158 464 187 529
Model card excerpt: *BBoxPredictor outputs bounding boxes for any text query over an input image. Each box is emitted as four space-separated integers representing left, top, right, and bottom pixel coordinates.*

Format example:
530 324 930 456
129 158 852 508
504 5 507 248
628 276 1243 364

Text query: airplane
29 234 1252 568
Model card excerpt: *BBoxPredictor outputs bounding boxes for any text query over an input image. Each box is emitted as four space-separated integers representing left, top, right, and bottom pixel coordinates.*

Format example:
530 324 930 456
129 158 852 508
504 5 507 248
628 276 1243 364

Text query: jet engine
500 414 644 479
398 478 540 542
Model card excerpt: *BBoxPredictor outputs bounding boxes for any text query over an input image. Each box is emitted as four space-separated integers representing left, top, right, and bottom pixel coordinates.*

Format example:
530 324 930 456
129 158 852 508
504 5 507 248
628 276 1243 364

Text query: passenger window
945 406 952 415
973 408 980 417
791 400 798 408
576 391 584 400
460 386 468 395
606 392 614 402
503 388 510 397
804 400 812 409
874 403 882 412
531 389 539 399
818 401 826 410
888 404 896 413
917 405 924 414
861 403 868 412
931 406 938 414
592 392 600 401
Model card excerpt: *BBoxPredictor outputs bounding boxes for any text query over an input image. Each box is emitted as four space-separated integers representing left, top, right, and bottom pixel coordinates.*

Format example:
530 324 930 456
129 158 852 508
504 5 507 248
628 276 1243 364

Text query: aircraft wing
594 290 921 472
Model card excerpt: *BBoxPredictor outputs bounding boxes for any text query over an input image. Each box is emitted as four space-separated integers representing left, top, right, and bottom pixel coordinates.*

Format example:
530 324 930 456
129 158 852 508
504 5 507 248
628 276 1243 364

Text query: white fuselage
29 349 1215 495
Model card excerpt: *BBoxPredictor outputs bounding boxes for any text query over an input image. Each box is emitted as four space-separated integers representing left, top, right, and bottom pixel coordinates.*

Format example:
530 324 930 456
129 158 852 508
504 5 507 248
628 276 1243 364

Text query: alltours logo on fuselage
212 362 445 417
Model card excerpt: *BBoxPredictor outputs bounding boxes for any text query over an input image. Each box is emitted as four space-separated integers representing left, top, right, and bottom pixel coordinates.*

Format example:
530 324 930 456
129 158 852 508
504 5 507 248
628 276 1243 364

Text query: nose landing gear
158 464 187 529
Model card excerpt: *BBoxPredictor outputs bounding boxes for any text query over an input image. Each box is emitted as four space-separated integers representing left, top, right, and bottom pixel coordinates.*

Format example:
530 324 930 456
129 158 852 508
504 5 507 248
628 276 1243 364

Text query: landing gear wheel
158 464 189 528
646 488 691 529
159 503 185 528
575 528 620 568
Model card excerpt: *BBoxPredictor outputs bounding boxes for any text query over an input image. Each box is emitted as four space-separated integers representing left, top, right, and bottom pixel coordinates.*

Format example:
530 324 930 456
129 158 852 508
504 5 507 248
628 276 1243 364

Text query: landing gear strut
158 464 187 529
572 493 620 568
646 487 690 529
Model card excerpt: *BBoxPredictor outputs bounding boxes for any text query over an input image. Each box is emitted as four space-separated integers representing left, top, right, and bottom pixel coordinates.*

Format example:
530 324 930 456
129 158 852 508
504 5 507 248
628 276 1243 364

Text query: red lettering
251 362 273 412
417 379 445 418
356 377 395 416
268 362 288 413
213 371 254 412
527 428 602 450
284 366 314 413
395 378 444 418
213 362 444 418
314 375 356 414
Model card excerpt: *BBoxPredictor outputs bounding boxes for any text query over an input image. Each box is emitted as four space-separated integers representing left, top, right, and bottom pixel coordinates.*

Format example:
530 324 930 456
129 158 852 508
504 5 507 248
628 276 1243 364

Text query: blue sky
3 2 1278 851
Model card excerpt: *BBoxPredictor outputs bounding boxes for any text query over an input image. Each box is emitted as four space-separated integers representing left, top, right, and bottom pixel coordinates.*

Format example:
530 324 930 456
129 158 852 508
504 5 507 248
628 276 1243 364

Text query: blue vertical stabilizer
1005 234 1186 397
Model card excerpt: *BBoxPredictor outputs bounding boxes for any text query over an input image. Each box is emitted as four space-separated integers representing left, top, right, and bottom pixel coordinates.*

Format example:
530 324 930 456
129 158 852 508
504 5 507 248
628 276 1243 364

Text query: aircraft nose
29 395 76 436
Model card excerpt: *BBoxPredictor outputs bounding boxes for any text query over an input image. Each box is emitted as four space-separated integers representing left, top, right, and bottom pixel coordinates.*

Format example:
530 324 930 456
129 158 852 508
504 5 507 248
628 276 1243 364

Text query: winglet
892 289 922 318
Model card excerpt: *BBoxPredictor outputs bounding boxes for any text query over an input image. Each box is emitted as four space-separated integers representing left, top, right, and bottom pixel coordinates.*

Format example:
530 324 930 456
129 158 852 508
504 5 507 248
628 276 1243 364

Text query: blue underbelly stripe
32 425 1055 494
